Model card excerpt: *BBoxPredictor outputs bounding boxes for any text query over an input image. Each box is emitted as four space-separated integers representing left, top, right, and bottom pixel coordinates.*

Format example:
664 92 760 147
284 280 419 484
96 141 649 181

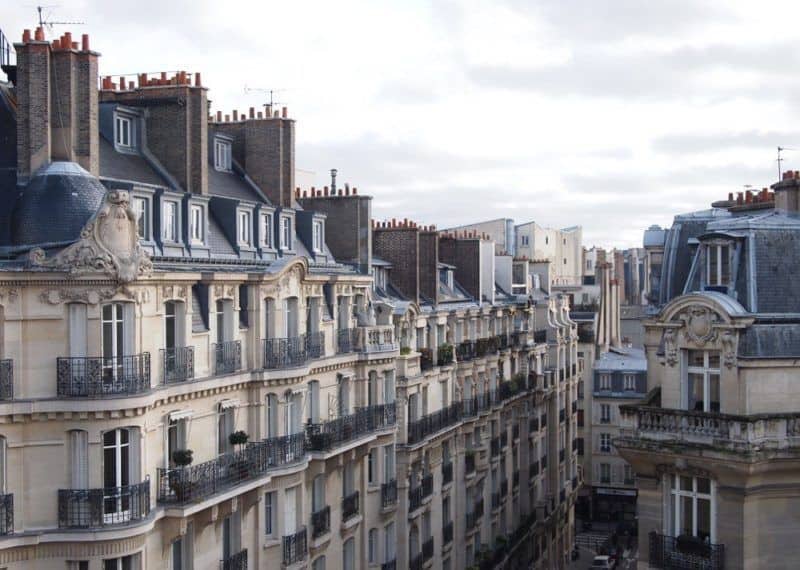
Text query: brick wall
298 194 372 273
419 231 439 304
373 227 419 303
439 236 481 301
15 36 51 182
245 118 294 207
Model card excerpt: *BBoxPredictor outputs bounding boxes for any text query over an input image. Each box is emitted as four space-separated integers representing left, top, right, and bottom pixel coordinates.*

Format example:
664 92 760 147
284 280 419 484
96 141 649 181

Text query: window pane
680 495 694 535
687 350 704 367
688 373 704 411
708 352 720 369
697 497 711 539
680 476 693 491
697 477 711 494
709 374 720 412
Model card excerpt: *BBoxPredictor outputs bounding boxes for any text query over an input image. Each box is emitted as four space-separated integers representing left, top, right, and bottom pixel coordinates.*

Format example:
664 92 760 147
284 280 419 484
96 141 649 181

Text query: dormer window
162 201 178 242
706 244 730 287
260 213 273 248
280 216 292 250
372 267 387 292
238 210 252 246
190 205 205 244
115 114 134 149
132 196 149 240
312 220 324 253
214 138 232 172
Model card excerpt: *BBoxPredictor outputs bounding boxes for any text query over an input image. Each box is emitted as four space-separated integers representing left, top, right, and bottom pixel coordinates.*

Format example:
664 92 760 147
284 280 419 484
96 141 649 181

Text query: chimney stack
772 170 800 213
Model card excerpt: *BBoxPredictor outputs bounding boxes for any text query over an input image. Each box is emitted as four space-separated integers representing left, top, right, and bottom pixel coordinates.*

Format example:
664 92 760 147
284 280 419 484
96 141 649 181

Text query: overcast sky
7 0 800 248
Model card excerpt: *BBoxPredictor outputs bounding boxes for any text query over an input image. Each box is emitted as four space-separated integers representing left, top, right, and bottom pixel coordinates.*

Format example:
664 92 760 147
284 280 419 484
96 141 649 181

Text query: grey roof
10 162 106 247
208 166 264 202
99 138 167 187
595 347 647 371
643 225 666 247
207 211 237 257
739 324 800 359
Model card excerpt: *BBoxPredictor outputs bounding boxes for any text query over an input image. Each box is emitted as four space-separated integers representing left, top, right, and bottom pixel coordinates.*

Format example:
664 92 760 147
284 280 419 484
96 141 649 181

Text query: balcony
422 536 434 561
475 337 490 357
443 520 453 544
161 346 194 384
457 340 476 361
307 403 396 451
407 403 462 445
419 348 434 371
213 340 241 375
499 431 508 449
465 452 476 475
649 532 725 570
533 329 547 343
510 331 525 348
337 328 356 354
311 506 330 538
513 470 520 488
157 433 305 505
56 353 151 397
512 424 520 440
0 494 12 535
490 438 500 458
409 473 433 511
282 527 307 566
342 490 359 521
262 332 324 369
381 561 397 570
437 344 454 366
0 359 11 400
221 549 247 570
442 462 453 485
529 460 539 477
58 479 150 528
381 479 398 508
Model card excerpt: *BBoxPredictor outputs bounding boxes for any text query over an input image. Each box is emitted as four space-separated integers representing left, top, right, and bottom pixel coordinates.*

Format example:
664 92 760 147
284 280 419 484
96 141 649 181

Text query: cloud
653 131 800 155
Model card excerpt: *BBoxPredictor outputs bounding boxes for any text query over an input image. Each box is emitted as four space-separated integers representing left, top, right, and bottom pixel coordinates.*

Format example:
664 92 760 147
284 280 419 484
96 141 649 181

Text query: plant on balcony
400 346 412 356
229 430 249 448
437 343 454 365
172 449 194 467
169 449 194 501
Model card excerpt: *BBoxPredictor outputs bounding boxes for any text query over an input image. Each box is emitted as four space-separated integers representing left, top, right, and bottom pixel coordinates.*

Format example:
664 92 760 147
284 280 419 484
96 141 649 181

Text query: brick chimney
373 222 421 304
772 170 800 212
213 109 294 207
100 71 208 194
439 234 482 300
14 28 99 182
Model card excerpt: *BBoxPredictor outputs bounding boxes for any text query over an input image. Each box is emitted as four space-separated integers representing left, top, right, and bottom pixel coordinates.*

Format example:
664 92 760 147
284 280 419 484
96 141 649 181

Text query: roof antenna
244 86 287 115
36 5 85 36
778 146 793 181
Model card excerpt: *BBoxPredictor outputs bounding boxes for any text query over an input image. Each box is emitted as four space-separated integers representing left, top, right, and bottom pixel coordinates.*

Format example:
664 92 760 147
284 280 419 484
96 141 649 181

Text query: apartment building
0 25 580 570
616 183 800 569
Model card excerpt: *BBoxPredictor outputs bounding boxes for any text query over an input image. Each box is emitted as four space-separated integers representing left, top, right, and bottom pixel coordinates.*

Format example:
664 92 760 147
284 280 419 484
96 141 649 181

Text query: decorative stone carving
163 285 188 301
678 305 719 346
663 328 678 367
0 287 19 306
28 190 153 283
721 329 737 369
40 287 118 305
213 284 236 300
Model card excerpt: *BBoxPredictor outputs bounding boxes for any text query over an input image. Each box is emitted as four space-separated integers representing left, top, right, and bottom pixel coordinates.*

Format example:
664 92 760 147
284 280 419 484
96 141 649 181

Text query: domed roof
11 162 107 246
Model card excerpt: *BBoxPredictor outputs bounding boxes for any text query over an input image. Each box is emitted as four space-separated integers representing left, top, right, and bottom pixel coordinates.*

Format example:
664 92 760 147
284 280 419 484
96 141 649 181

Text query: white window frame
599 433 611 453
600 404 611 424
190 205 204 244
280 216 292 250
132 196 149 240
669 474 716 542
114 114 134 150
683 350 721 413
599 373 611 390
162 201 179 243
706 243 731 287
623 374 636 391
264 491 276 537
238 210 252 246
312 220 324 253
214 138 232 172
260 213 273 248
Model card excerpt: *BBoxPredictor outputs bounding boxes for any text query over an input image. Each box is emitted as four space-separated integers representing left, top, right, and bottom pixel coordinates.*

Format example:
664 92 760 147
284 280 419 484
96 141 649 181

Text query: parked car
590 555 616 569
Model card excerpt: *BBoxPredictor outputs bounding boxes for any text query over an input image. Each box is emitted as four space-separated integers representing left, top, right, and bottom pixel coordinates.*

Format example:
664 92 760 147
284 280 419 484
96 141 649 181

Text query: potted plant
229 431 251 479
170 449 193 501
229 430 249 449
400 346 412 356
172 449 194 467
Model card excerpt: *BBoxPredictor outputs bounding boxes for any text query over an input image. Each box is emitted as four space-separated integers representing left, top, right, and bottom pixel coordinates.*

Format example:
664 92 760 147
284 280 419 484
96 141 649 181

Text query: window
217 405 234 455
102 303 132 378
115 115 134 149
384 444 395 483
624 374 636 391
368 449 376 485
214 138 232 171
623 464 634 484
190 205 204 243
343 537 355 570
284 486 299 534
368 528 378 563
68 430 89 488
132 197 149 239
706 244 731 287
313 220 324 252
103 556 135 570
599 463 610 483
384 522 396 563
600 404 611 423
308 381 320 424
599 374 611 390
599 433 611 453
670 475 714 541
264 491 276 537
685 350 721 412
266 394 278 438
162 201 178 242
171 526 193 570
312 557 326 570
260 213 273 248
238 211 251 245
67 563 90 570
280 216 292 249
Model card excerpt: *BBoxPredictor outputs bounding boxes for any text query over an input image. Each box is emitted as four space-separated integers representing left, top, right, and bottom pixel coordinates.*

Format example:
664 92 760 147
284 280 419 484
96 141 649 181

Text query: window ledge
263 537 280 549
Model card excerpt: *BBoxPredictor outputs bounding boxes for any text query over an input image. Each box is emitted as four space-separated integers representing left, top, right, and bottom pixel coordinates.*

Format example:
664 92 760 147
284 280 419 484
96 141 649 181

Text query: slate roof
208 165 265 203
595 347 647 372
99 138 168 187
739 324 800 359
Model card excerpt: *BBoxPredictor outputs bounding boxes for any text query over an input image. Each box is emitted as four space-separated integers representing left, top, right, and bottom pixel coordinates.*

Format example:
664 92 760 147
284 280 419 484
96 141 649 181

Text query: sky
6 0 800 248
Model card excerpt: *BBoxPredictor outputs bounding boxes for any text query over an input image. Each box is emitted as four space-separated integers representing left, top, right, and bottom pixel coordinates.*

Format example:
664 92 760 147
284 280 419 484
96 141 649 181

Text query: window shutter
284 487 297 534
128 428 140 484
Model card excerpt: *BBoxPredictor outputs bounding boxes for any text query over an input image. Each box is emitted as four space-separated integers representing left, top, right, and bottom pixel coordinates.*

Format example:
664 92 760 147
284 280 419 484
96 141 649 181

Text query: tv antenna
777 146 793 181
244 86 287 111
35 5 84 36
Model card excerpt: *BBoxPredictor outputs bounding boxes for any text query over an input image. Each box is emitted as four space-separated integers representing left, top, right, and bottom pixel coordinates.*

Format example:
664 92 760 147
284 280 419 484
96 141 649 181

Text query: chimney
100 71 208 194
772 171 800 213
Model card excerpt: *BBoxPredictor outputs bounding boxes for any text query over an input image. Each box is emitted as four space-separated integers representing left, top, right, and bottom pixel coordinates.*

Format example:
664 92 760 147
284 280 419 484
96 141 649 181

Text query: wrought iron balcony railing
306 403 396 451
0 359 11 400
263 332 324 369
419 348 434 371
337 328 356 354
442 461 453 485
282 527 307 566
57 353 151 397
648 532 725 570
381 479 398 508
422 537 434 561
0 493 12 535
465 453 476 475
213 340 241 375
533 329 547 343
457 340 476 361
311 506 330 538
381 560 397 570
342 490 359 521
437 344 454 366
157 433 305 505
408 474 432 512
58 479 150 528
443 520 453 544
221 549 247 570
407 403 461 445
161 346 194 384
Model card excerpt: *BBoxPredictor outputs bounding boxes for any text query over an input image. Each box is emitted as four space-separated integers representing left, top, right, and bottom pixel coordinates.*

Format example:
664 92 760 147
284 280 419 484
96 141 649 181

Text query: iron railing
422 537 434 561
443 520 453 544
381 479 398 508
407 403 461 444
419 348 434 371
58 479 150 528
306 403 396 451
533 330 547 343
213 340 241 375
57 354 151 397
263 332 324 369
342 491 359 521
311 506 330 538
0 494 12 535
0 359 11 400
437 344 454 366
157 433 305 504
381 560 397 570
442 462 453 485
161 346 194 384
282 527 307 565
337 328 356 354
221 549 247 570
648 532 725 570
465 453 476 475
457 340 476 361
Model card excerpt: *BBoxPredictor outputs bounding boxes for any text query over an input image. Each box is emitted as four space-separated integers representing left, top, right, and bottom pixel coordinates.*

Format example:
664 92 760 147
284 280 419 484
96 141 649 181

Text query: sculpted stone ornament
679 306 719 346
721 329 737 369
663 328 678 367
28 190 153 283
